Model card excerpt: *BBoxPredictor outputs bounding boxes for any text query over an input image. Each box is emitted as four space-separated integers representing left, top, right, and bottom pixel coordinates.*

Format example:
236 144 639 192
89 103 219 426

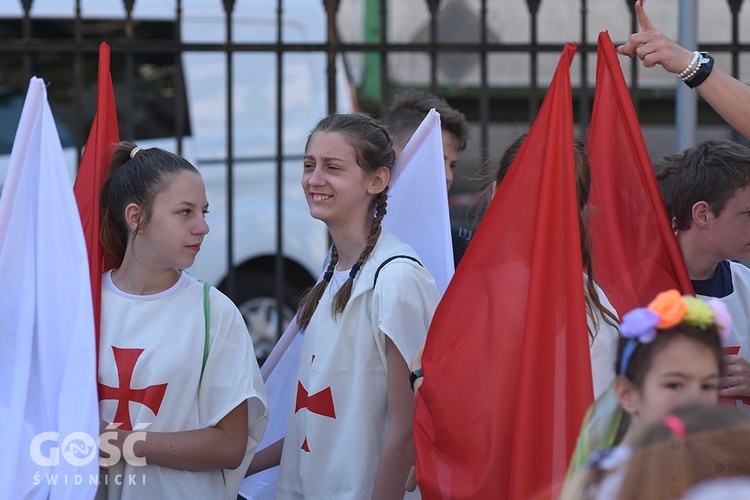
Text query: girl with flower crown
563 289 731 500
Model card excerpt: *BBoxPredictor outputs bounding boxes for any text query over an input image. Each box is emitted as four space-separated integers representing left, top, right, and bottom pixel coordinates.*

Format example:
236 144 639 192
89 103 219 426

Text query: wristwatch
409 369 423 392
685 52 714 89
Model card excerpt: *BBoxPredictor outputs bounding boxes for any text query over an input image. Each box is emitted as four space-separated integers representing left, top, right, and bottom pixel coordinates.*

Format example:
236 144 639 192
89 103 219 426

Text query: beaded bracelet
677 51 700 79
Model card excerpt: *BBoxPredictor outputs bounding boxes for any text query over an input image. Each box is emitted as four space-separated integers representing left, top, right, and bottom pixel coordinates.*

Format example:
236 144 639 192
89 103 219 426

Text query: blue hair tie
349 263 361 279
619 339 639 376
323 271 333 282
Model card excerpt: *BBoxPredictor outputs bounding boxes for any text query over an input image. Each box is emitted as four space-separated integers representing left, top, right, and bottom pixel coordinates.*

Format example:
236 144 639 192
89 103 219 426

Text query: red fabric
73 42 119 355
588 31 693 316
413 43 590 499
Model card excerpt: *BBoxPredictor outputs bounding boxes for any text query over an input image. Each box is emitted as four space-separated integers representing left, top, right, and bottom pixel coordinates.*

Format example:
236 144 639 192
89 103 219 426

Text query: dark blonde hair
296 113 395 331
385 89 468 152
492 133 619 341
617 403 750 500
100 141 200 267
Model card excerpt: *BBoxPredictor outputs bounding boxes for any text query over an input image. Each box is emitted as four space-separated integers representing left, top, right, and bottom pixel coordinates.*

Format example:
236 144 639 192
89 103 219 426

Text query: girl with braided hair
273 113 440 498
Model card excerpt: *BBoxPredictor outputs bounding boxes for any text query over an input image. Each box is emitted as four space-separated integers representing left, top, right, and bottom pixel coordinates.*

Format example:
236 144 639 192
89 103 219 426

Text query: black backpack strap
373 255 423 288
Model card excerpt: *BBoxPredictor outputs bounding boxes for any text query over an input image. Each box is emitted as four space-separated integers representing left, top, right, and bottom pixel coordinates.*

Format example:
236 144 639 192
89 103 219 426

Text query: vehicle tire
231 269 303 365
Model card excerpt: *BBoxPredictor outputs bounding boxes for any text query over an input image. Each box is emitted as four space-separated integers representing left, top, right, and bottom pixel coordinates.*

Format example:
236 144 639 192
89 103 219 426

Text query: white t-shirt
98 271 268 499
277 230 440 499
586 277 619 399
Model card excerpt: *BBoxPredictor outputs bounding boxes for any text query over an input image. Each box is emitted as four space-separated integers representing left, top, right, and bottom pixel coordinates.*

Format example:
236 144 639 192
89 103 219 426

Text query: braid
331 187 389 317
297 246 339 331
300 113 394 326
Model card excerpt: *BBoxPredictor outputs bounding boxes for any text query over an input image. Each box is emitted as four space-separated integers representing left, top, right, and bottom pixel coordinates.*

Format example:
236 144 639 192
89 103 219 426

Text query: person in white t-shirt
660 140 750 408
246 113 439 499
97 141 268 499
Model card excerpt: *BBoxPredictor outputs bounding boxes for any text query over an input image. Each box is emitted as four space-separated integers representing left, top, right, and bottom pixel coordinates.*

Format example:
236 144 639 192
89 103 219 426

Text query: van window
0 17 190 154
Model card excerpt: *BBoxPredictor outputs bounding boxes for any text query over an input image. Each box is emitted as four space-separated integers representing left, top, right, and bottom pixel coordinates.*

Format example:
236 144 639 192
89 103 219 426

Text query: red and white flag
0 77 99 499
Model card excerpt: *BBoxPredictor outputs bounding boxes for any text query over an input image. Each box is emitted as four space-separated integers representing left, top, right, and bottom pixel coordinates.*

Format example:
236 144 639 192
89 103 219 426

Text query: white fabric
103 269 196 300
98 278 268 499
591 445 631 500
0 77 99 500
239 272 349 500
587 277 619 399
697 261 750 410
239 329 303 499
325 268 350 298
277 230 440 499
384 109 454 295
683 477 750 500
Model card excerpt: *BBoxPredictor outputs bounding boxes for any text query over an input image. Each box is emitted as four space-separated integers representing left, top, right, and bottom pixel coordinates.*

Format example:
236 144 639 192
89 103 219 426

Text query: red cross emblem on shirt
295 382 336 418
295 380 336 453
98 346 168 431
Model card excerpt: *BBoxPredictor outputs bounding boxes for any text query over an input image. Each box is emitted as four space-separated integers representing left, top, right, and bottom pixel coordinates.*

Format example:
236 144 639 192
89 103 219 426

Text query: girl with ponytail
273 113 440 498
98 142 267 499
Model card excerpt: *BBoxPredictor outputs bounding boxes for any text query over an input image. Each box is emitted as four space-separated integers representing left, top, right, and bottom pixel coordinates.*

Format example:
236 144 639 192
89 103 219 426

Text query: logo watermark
99 423 149 467
29 423 150 487
30 423 148 468
32 472 146 487
30 431 98 467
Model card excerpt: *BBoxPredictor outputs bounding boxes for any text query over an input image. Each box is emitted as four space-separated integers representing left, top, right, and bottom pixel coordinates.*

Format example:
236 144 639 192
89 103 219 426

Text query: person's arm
693 68 750 139
103 400 248 471
617 0 750 138
371 337 416 500
410 343 425 393
245 438 284 477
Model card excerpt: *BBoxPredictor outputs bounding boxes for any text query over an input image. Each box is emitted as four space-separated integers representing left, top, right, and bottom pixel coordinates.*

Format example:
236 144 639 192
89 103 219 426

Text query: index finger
636 0 655 32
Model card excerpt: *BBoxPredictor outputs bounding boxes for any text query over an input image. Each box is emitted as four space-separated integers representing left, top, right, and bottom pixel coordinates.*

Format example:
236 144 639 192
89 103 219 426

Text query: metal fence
6 0 749 161
2 0 748 352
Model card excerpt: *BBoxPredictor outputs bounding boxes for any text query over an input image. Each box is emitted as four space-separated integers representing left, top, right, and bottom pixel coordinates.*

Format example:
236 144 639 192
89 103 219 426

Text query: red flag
413 43 590 499
73 42 119 351
588 31 693 316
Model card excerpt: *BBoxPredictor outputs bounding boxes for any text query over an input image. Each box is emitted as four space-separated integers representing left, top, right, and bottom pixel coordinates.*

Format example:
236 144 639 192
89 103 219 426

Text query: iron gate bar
223 0 236 300
275 0 286 343
479 0 489 168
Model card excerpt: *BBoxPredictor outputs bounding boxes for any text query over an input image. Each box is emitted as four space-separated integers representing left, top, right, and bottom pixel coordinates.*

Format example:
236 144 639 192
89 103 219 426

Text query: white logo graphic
30 424 148 468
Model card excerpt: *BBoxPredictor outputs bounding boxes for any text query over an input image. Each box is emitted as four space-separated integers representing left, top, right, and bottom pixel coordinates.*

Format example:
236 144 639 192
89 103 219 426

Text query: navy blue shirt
691 260 734 298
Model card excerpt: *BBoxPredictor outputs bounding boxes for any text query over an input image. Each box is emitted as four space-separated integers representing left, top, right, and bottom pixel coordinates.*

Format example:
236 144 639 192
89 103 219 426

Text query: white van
0 0 354 361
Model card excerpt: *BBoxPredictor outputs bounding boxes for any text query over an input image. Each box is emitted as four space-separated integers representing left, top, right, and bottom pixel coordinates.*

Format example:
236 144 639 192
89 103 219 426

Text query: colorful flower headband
618 289 731 375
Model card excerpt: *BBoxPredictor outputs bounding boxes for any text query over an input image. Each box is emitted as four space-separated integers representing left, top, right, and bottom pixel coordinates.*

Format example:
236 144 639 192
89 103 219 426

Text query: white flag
239 319 303 500
383 109 454 294
0 77 99 499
